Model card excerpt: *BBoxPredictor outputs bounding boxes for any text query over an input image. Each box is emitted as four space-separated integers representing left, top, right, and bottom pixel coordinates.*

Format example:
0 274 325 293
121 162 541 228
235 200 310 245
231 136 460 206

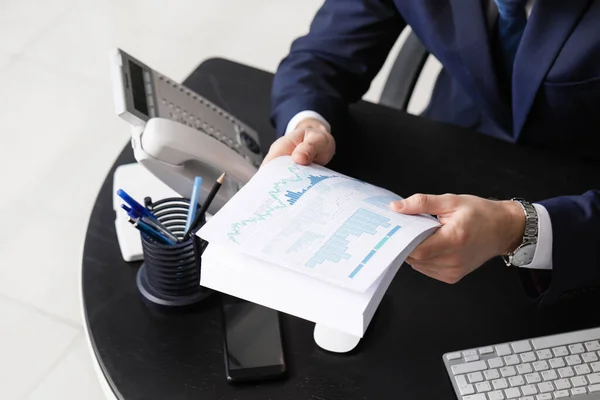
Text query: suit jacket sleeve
270 0 405 136
519 190 600 304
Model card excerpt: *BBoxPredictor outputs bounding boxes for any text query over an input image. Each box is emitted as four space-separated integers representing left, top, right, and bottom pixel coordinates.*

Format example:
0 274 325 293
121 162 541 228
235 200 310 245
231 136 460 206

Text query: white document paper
198 156 440 292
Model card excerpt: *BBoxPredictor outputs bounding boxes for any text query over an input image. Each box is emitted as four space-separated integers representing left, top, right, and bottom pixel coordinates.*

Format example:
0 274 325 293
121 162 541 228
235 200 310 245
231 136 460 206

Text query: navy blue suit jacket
271 0 600 304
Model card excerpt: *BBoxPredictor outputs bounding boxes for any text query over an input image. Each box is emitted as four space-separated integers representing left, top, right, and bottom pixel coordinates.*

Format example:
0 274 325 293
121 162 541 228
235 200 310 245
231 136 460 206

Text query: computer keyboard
443 327 600 400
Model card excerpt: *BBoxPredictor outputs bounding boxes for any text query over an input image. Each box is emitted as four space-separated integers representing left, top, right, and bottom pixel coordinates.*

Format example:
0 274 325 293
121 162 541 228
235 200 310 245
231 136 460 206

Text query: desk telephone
111 48 263 215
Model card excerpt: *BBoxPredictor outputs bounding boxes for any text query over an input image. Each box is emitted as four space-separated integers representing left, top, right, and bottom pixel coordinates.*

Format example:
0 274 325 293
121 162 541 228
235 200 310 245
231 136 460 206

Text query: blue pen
184 176 203 233
128 218 176 245
118 189 156 220
122 205 179 243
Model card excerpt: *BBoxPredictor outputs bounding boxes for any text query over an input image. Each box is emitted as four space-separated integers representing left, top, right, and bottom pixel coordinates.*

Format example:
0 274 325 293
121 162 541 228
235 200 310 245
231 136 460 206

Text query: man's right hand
262 118 336 166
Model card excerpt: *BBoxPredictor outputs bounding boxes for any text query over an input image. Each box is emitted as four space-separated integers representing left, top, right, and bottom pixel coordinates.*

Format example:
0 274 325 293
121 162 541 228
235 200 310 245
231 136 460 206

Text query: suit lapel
450 0 512 136
512 0 591 136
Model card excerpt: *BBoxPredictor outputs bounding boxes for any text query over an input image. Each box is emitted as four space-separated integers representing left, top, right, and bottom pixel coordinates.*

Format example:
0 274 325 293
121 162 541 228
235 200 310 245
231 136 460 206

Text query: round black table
82 58 600 400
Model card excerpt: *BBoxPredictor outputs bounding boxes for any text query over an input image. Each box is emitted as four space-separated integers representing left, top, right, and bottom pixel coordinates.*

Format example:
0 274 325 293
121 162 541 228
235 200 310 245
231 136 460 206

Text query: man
264 0 600 303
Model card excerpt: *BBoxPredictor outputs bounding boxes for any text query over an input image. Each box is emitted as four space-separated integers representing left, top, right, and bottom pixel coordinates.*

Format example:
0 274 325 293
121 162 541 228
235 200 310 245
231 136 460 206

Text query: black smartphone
221 296 287 382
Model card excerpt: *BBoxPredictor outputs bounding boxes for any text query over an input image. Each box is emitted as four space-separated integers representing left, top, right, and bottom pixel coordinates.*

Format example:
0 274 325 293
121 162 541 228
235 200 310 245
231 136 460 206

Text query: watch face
513 244 536 266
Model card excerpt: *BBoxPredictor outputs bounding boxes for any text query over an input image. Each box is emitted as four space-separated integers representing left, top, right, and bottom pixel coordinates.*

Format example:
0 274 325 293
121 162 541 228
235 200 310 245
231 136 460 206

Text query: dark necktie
494 0 528 79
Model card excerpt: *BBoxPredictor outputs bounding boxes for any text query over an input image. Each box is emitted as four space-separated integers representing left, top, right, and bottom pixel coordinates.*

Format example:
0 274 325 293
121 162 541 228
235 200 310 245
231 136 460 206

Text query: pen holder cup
136 197 212 307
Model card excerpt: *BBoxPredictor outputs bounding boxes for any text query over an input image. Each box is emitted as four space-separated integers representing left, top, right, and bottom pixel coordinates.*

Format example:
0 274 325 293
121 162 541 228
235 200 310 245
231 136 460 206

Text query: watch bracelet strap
503 198 538 266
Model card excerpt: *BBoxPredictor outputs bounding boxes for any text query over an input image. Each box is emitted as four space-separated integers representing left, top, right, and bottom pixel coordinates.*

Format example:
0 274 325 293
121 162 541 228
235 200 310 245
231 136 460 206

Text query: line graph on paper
199 156 439 291
226 164 336 243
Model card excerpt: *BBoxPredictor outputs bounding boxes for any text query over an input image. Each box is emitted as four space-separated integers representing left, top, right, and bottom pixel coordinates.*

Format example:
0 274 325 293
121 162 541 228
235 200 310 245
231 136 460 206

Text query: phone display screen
128 60 149 116
222 299 286 381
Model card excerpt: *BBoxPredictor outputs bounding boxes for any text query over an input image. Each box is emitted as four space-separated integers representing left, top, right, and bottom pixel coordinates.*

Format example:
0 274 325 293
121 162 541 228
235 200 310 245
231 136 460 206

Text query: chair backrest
378 30 430 111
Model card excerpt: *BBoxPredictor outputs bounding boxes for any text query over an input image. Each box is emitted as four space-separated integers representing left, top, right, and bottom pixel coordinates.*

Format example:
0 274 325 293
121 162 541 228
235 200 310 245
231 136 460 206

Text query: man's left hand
390 194 526 284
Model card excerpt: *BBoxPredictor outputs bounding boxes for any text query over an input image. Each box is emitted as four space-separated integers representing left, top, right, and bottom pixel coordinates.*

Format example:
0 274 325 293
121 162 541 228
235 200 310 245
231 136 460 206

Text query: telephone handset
111 48 263 215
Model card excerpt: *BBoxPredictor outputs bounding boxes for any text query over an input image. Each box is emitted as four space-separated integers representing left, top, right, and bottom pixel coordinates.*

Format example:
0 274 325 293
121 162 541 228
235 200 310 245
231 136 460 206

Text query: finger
406 255 455 268
407 261 444 280
291 130 329 165
390 193 457 216
261 135 298 166
408 260 463 284
408 226 453 261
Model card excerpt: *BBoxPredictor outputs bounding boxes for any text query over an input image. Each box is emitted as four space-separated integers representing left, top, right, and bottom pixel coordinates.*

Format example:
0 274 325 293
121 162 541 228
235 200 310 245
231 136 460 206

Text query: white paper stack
198 156 439 337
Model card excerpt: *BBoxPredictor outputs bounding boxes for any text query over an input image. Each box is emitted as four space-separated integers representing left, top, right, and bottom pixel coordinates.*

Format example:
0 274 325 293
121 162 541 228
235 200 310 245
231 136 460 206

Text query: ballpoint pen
122 204 179 243
184 176 203 234
118 189 156 220
128 217 176 245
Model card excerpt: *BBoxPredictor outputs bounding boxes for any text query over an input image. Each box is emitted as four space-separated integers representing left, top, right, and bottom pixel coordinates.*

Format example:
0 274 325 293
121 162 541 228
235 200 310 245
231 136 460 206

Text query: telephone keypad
154 72 261 166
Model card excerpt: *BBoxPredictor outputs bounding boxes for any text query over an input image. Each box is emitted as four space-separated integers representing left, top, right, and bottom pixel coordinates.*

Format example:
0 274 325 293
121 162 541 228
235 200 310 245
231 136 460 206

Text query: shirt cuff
284 110 331 135
518 203 553 270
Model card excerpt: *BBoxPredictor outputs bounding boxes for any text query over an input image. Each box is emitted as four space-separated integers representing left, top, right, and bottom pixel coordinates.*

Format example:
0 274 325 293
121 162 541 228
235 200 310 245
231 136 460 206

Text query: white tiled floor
0 1 438 398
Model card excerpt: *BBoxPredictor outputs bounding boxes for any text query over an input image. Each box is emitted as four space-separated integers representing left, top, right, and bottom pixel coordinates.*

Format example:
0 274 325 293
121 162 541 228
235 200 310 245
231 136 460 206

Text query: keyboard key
553 390 569 398
504 355 521 366
541 370 558 381
493 378 509 390
589 384 600 392
475 381 492 393
463 394 486 400
554 379 571 390
537 382 554 393
521 384 538 395
497 344 513 356
574 364 590 375
518 363 534 375
536 349 553 360
504 387 521 398
521 397 534 400
552 347 569 357
591 362 600 372
489 357 505 369
512 340 532 354
536 394 552 400
485 369 501 380
526 373 542 384
585 340 600 351
501 366 517 377
479 346 494 355
565 355 582 366
455 374 468 387
548 358 565 369
488 390 505 400
568 343 585 354
582 352 598 363
521 352 537 363
570 376 587 387
533 361 550 371
588 372 600 384
558 367 575 378
464 349 479 358
468 372 484 383
459 383 475 395
452 360 487 375
508 375 525 387
571 387 587 395
531 328 600 350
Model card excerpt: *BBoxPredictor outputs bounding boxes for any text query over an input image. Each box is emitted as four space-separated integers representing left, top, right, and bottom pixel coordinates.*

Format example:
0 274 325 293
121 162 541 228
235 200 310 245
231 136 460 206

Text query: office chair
378 29 430 111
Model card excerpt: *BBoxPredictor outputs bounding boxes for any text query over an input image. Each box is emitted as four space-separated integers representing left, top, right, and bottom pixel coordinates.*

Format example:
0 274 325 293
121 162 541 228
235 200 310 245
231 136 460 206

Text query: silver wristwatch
502 198 538 267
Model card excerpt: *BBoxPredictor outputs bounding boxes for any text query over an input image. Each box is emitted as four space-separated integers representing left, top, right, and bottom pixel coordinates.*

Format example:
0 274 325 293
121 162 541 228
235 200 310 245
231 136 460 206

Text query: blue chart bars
306 208 400 279
285 174 333 205
349 225 401 278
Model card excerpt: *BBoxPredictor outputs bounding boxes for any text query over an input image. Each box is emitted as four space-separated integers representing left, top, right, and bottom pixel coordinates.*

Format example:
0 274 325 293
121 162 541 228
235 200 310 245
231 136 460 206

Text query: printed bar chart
306 208 392 273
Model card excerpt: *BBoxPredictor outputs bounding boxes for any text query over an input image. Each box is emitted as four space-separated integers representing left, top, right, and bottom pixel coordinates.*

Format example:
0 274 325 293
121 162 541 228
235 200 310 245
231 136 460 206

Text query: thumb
390 194 456 215
261 133 301 166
